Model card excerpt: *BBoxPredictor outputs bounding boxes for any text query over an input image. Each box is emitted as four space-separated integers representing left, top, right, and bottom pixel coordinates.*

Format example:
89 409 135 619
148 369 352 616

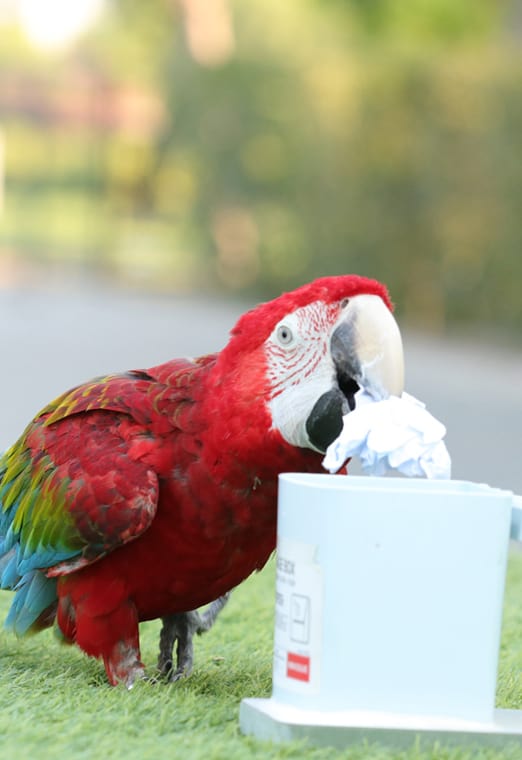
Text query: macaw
0 275 404 687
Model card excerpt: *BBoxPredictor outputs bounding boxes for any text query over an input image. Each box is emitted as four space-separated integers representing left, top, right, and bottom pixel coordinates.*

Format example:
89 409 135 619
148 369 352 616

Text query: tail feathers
4 569 58 636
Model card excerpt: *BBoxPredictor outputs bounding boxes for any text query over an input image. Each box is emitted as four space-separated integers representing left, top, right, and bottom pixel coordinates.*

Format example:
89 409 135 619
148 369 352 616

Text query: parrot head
215 275 404 456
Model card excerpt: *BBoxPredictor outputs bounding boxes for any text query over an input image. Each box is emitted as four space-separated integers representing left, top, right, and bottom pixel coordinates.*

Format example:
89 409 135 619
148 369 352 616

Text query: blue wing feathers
0 453 61 634
4 570 58 636
0 548 20 588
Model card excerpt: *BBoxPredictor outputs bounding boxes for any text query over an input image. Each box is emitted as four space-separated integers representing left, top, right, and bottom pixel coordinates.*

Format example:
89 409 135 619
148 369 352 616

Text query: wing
0 377 161 580
0 356 215 581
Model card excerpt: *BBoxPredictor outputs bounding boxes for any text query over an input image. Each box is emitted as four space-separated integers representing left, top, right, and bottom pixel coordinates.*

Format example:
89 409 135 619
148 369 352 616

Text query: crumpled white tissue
322 390 451 479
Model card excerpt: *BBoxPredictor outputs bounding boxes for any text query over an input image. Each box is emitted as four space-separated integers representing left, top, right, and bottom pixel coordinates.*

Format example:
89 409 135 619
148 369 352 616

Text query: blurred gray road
0 280 520 494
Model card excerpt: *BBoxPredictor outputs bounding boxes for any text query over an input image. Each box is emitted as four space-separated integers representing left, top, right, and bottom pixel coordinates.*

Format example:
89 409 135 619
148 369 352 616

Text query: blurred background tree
0 0 521 337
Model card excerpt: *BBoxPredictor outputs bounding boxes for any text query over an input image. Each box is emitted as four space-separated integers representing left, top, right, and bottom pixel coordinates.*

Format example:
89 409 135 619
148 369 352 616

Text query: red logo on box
287 652 310 682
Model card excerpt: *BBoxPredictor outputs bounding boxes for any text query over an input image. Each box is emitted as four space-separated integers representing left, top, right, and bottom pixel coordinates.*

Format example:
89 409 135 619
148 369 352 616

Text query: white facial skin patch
265 301 340 451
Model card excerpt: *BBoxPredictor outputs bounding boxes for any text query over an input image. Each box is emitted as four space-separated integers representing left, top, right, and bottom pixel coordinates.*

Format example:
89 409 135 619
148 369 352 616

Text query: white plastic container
271 474 512 722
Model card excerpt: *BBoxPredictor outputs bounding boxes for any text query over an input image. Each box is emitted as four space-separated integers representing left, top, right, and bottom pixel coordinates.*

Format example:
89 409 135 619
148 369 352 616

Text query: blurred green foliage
0 0 521 335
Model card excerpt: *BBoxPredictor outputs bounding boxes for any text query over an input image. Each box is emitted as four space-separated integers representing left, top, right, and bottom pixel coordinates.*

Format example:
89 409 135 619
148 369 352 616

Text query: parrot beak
331 293 404 405
305 294 404 453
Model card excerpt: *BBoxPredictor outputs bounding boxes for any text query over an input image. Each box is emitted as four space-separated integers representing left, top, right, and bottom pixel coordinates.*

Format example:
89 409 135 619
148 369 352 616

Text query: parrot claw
141 673 161 686
157 593 230 682
120 662 147 690
166 665 190 684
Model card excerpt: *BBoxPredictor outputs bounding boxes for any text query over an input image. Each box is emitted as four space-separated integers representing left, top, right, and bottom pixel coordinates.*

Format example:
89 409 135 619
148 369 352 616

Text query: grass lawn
1 552 522 760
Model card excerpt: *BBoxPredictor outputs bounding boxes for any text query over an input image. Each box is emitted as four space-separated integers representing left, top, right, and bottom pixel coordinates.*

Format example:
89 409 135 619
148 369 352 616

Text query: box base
239 698 522 750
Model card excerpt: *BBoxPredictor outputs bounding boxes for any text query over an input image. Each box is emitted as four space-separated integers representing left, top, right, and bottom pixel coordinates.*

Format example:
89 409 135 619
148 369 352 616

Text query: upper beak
331 293 404 404
305 294 404 453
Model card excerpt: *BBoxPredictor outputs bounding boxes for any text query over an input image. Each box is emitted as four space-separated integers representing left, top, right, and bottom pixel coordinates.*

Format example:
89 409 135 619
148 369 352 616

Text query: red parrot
0 275 404 687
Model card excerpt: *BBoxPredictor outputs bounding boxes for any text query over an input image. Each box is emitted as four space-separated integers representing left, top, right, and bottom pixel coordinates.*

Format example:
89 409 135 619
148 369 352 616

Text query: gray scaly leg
158 593 230 682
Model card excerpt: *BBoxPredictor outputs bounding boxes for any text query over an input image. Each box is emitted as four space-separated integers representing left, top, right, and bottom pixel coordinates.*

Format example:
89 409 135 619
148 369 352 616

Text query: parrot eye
276 325 294 346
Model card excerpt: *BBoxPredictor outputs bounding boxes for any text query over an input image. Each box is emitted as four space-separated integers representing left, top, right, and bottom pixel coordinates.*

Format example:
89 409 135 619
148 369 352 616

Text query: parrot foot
157 593 230 683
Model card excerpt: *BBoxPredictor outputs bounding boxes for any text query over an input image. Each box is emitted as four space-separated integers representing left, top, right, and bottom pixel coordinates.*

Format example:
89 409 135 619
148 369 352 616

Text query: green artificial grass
1 553 522 760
